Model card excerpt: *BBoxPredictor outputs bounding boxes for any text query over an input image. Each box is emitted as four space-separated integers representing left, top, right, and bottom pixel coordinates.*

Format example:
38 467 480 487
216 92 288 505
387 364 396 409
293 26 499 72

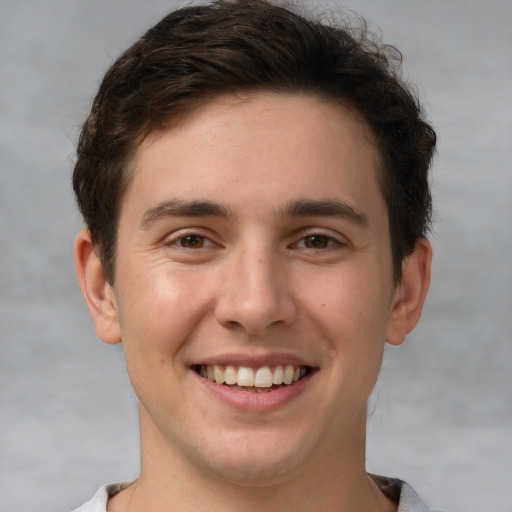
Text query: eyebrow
281 199 369 226
140 198 368 230
140 200 231 230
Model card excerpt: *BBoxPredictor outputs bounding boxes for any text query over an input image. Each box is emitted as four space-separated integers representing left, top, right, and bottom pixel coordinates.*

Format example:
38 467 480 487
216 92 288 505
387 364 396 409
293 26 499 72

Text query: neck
108 407 396 512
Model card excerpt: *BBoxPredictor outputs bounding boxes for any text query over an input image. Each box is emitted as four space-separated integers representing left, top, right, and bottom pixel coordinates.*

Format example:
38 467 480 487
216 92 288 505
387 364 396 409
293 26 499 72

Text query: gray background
1 1 511 511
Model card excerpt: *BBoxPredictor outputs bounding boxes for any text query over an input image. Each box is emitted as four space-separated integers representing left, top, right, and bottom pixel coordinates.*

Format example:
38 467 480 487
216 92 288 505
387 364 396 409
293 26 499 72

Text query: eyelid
296 235 342 249
290 229 349 250
163 228 219 249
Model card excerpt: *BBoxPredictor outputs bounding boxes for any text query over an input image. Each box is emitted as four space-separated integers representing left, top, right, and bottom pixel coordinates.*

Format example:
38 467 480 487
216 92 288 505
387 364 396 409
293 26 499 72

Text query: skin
75 93 431 512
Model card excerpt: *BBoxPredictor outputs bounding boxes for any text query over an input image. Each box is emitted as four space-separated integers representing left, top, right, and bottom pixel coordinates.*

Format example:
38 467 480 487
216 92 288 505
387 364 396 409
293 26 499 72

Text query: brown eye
178 234 205 248
303 235 331 249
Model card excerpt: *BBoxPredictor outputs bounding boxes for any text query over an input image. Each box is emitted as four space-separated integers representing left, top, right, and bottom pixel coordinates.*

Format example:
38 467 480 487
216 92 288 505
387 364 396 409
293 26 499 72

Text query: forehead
123 93 384 224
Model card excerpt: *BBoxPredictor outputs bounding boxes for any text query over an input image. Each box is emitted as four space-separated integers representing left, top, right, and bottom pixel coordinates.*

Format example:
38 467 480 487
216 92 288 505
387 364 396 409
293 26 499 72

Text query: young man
72 1 438 511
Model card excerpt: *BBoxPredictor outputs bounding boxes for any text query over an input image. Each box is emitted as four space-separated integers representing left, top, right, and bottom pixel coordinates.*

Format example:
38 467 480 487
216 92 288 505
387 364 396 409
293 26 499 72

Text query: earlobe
386 238 432 346
74 229 122 345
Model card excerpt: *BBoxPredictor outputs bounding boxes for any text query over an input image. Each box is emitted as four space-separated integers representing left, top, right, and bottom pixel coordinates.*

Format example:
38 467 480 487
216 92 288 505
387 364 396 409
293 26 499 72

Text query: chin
205 454 301 487
195 430 309 485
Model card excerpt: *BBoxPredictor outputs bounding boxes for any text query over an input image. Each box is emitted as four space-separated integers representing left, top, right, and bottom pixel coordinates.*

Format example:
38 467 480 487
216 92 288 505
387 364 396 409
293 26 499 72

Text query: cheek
303 266 390 333
116 267 213 366
116 272 201 406
120 263 207 322
302 265 390 384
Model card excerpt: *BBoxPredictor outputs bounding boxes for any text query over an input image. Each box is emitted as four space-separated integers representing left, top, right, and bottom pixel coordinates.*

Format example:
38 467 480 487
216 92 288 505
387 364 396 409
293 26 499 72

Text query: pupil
183 235 202 247
307 235 327 248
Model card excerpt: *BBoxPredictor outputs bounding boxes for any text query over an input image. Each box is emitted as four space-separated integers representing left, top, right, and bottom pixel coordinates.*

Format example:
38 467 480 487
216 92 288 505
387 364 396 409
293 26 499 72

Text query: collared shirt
70 476 443 512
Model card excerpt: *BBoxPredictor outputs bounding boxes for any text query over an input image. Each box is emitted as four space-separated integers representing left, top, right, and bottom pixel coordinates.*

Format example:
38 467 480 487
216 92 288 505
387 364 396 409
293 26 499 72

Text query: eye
172 234 214 249
297 234 340 249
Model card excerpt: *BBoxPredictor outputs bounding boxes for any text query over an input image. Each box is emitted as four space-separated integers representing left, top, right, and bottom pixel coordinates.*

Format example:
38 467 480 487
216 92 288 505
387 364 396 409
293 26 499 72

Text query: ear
74 229 122 345
386 238 432 346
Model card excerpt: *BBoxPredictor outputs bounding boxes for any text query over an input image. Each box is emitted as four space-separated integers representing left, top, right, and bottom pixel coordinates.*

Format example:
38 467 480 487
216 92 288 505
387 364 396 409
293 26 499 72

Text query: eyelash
167 233 215 249
293 233 343 250
165 231 345 251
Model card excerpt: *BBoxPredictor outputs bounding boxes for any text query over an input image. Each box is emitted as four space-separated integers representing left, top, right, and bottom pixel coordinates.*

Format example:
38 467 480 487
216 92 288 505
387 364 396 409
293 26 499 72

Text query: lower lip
192 370 314 412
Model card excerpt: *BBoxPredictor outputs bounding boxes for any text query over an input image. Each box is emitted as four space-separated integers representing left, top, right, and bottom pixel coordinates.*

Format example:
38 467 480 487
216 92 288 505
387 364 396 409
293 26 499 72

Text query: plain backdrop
1 1 511 511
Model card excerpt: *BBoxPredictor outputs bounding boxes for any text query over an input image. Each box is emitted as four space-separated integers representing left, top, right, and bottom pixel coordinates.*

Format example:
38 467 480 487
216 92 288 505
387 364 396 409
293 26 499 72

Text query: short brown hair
73 0 436 283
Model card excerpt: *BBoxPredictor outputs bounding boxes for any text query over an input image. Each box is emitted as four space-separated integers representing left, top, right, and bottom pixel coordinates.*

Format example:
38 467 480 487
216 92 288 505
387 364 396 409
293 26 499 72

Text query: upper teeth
199 365 306 388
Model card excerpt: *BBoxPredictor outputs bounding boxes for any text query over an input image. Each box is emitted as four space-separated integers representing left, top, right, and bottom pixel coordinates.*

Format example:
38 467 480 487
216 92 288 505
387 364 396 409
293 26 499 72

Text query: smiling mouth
193 364 312 393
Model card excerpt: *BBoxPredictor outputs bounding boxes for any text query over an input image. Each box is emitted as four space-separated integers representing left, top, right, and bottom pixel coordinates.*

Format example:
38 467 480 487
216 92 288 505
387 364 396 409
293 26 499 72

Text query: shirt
71 476 442 511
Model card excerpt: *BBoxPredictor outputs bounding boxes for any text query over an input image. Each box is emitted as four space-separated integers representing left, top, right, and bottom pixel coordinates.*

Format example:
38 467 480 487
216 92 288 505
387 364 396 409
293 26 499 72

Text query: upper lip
188 352 317 368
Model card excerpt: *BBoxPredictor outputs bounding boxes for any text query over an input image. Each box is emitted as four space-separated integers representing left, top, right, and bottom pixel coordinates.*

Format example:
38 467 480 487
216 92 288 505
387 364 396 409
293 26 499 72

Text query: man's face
106 93 401 482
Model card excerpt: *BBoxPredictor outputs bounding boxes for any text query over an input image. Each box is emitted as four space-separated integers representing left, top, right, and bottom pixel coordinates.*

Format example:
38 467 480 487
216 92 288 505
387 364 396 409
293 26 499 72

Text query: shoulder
70 483 130 512
371 474 445 512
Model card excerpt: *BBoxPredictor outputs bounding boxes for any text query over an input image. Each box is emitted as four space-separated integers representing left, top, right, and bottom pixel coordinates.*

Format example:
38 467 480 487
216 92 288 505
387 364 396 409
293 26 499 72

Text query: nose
214 245 298 335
